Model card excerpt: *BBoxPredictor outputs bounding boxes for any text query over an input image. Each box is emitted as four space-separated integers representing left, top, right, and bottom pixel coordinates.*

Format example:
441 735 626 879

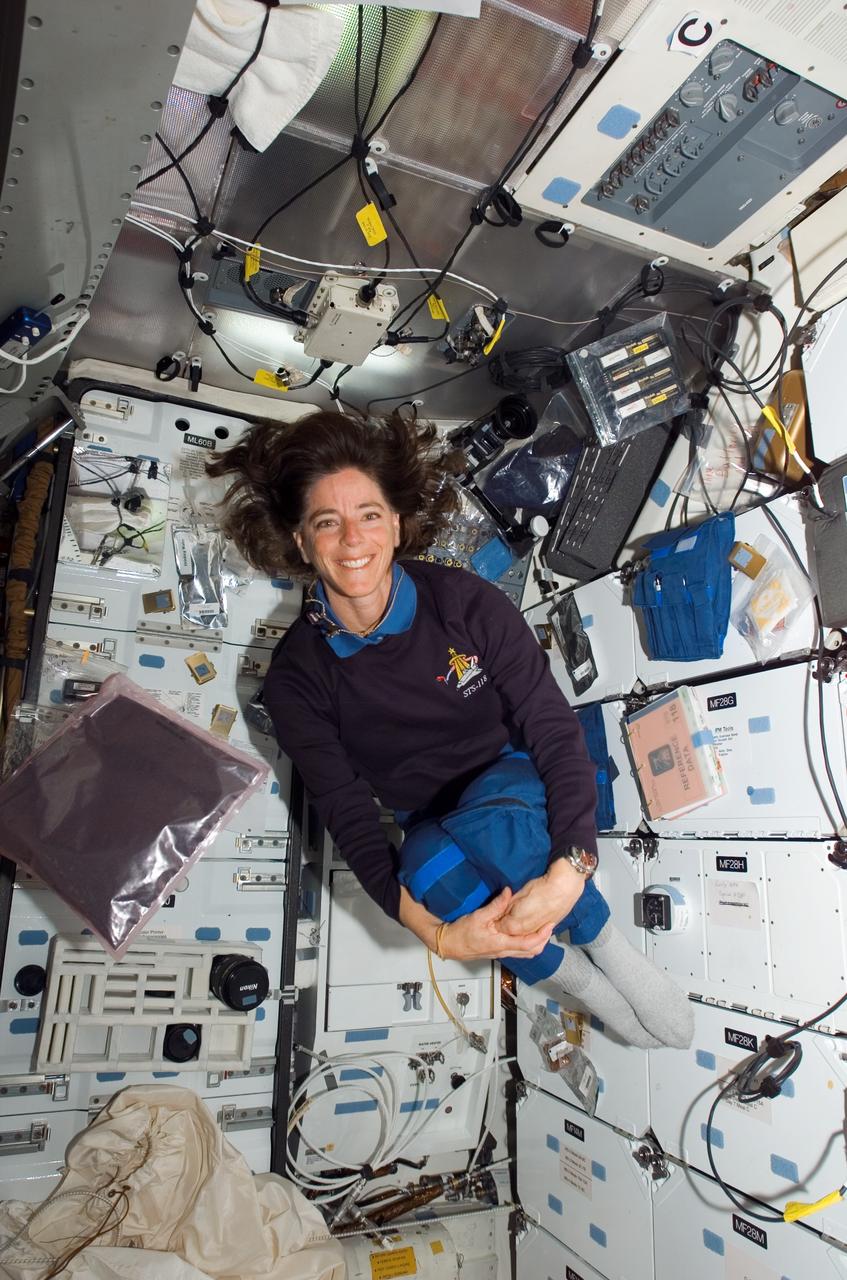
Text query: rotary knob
774 98 800 125
679 82 705 108
715 92 739 122
709 45 735 77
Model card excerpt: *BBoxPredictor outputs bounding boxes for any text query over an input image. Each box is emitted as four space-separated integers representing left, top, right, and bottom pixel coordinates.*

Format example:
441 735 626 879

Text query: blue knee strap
406 841 465 900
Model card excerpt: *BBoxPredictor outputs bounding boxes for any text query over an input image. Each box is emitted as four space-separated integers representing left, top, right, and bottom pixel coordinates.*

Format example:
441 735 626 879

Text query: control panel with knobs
589 39 847 247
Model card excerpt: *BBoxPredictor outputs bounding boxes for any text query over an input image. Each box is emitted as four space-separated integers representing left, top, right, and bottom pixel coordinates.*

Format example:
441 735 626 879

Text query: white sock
552 945 661 1050
583 921 694 1049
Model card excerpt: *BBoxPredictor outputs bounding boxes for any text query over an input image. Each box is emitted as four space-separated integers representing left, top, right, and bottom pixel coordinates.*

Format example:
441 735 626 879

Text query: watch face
569 846 598 874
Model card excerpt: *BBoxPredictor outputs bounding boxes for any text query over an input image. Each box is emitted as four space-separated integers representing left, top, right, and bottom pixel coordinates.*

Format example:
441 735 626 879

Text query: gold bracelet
434 922 447 961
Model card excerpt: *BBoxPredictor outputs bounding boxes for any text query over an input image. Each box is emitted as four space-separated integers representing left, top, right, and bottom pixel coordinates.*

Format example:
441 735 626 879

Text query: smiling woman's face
293 467 401 612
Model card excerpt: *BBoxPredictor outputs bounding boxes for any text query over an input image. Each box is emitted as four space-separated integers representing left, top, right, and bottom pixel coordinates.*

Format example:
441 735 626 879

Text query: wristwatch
549 845 598 877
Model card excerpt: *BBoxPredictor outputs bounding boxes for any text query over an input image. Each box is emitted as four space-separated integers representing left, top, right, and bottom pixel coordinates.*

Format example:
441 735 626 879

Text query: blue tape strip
748 716 772 734
691 729 715 748
138 653 165 669
246 927 271 941
546 998 560 1014
650 478 672 507
597 104 640 138
400 1100 424 1114
696 1050 716 1070
770 1154 800 1182
591 1161 607 1181
255 1007 266 1021
334 1099 379 1115
195 927 221 941
270 780 280 795
702 1122 723 1148
542 177 581 205
339 1067 384 1081
152 1071 180 1078
546 1134 560 1153
9 1018 39 1035
589 1224 608 1248
547 1194 564 1216
747 786 776 805
344 1027 390 1043
703 1229 725 1257
581 613 594 629
18 930 48 946
96 1072 126 1082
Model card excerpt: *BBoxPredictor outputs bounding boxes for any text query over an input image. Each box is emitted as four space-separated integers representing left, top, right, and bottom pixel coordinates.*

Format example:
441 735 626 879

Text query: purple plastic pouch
0 674 269 956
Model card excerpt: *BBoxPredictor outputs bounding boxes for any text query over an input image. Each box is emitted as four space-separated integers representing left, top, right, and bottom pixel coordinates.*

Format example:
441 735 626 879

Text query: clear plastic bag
730 535 814 662
38 641 127 707
566 314 688 446
1 704 70 779
173 527 228 629
0 674 268 956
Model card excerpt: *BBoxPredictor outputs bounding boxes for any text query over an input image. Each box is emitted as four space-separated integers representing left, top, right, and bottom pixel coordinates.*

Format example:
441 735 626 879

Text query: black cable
151 132 202 221
364 361 488 414
138 4 272 190
249 14 442 247
705 984 847 1224
488 346 568 392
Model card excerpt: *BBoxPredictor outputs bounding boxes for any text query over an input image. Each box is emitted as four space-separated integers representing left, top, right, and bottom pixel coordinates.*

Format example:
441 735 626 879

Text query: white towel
173 0 345 153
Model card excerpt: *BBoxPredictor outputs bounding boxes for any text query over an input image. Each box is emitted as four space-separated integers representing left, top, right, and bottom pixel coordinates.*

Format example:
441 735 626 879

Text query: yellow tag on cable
761 405 801 459
244 245 262 281
784 1187 845 1222
427 294 450 322
253 369 289 392
355 201 388 247
483 314 506 356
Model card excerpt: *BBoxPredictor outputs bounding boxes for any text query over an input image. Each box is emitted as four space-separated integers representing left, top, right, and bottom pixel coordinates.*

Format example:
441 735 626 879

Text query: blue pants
397 752 609 985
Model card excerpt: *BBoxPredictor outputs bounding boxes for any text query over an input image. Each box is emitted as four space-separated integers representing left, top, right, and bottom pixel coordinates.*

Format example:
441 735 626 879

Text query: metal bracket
632 1139 670 1182
0 1121 50 1155
217 1104 272 1134
206 1056 276 1089
234 865 286 891
279 986 298 1006
0 1074 68 1102
135 621 223 653
251 618 289 641
234 832 288 855
50 593 106 621
625 836 658 861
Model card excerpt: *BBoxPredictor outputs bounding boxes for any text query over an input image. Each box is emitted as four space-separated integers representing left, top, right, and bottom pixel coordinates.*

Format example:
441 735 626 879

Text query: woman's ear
292 529 311 564
392 512 401 547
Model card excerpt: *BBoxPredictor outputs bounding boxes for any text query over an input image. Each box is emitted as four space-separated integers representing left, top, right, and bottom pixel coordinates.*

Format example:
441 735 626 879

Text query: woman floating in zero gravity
209 411 692 1050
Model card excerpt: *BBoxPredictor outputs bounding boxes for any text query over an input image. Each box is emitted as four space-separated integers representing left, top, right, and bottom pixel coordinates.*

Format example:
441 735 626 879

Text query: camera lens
209 954 270 1012
492 396 537 442
163 1023 202 1063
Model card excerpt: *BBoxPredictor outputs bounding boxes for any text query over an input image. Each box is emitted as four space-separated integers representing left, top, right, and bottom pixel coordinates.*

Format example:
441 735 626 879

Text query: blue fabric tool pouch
631 511 735 661
575 703 616 832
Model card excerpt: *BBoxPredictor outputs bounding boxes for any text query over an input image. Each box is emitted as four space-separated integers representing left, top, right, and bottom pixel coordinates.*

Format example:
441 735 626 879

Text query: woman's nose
340 517 364 546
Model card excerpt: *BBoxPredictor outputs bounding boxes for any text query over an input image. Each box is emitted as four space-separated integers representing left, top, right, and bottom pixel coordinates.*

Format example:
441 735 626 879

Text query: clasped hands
439 859 587 963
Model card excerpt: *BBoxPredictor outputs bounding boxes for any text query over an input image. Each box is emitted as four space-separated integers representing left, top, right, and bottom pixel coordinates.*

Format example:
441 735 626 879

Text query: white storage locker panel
593 701 645 836
634 495 816 691
326 869 493 1032
643 839 847 1032
516 1223 610 1280
526 574 638 707
652 1159 847 1280
0 1108 86 1204
516 838 650 1135
649 1003 847 1245
647 666 847 838
516 1087 655 1280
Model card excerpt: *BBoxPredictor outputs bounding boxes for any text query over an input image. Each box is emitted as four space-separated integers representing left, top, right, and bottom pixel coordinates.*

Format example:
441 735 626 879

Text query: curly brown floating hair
206 409 462 578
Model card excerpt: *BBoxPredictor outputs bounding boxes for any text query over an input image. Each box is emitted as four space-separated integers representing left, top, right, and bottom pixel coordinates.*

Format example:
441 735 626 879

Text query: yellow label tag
254 369 289 392
430 1240 445 1255
427 294 450 322
369 1246 417 1279
356 201 388 247
761 404 799 456
631 341 650 355
244 245 261 281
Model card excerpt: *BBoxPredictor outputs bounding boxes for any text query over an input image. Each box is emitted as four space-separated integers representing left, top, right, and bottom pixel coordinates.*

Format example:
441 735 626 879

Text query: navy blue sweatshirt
263 560 598 921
